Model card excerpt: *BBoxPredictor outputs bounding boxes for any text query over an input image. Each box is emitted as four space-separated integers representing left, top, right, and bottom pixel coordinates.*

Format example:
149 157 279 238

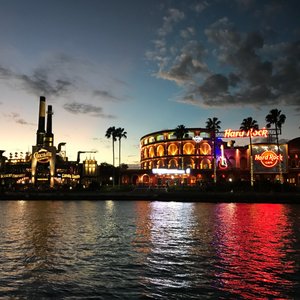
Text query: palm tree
240 117 259 187
105 126 117 186
265 109 286 184
115 127 127 167
173 124 188 169
206 117 221 184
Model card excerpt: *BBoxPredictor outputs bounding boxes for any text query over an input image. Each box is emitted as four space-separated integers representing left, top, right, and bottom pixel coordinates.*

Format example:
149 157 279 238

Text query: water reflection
214 203 296 299
0 201 299 299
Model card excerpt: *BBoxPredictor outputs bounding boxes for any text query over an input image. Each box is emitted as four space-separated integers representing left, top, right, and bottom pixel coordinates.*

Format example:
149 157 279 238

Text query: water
0 200 300 299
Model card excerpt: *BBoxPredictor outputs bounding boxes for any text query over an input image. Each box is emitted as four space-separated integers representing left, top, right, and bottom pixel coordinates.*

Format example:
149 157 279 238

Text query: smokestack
36 96 46 146
44 105 54 147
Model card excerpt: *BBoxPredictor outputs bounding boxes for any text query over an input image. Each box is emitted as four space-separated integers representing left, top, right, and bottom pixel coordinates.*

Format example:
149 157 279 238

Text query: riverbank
1 190 300 203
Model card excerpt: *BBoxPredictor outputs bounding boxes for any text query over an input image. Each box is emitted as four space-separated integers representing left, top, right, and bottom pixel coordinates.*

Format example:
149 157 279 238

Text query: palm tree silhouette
115 127 127 167
174 124 188 169
105 126 117 186
206 117 221 184
265 109 286 184
240 117 259 187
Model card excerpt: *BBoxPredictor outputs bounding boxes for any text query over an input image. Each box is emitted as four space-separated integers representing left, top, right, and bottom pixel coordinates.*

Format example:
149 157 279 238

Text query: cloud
92 90 120 101
147 5 300 111
193 1 211 13
4 112 35 126
158 8 185 37
156 40 209 85
0 64 73 97
63 102 116 118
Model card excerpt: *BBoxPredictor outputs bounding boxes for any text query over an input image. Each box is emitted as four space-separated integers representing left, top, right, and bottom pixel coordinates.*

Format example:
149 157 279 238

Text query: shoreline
1 190 300 203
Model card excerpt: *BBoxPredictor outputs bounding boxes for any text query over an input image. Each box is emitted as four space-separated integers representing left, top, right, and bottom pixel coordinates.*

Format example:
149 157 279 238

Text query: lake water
0 200 300 299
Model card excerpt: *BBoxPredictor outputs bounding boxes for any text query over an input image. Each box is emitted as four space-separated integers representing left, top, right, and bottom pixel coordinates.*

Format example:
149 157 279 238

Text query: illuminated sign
62 174 80 179
252 144 287 173
152 168 188 175
34 149 52 163
192 136 203 143
218 144 227 169
254 150 283 168
224 128 268 138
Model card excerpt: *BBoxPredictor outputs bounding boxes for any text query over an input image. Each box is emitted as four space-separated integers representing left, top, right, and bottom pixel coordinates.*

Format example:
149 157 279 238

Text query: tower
36 96 46 146
32 97 56 188
44 105 54 147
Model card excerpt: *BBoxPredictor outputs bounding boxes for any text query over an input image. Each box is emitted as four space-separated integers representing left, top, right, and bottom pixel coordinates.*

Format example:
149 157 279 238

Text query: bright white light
192 136 203 143
152 168 185 175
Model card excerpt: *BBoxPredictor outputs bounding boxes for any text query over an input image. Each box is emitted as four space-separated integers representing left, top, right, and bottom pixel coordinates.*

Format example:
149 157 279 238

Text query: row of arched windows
141 142 212 159
141 158 212 170
141 156 248 170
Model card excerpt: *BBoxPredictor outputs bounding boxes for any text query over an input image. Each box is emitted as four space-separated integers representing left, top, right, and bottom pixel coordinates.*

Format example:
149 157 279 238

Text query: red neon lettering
224 128 269 138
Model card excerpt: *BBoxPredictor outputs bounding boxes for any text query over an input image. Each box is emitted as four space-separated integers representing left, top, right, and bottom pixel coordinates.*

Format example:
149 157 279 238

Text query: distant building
0 96 98 190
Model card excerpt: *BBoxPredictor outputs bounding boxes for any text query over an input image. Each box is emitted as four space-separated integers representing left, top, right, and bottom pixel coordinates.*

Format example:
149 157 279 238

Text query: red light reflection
214 203 295 299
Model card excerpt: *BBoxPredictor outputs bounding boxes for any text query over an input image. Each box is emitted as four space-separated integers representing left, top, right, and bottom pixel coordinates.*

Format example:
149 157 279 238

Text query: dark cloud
148 5 300 110
0 64 73 97
63 102 116 118
93 90 119 101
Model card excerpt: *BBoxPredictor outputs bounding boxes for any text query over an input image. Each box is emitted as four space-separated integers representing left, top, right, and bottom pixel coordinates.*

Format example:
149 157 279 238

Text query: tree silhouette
240 117 259 187
115 127 127 186
266 109 286 184
174 124 188 169
105 126 117 186
206 117 221 184
115 127 127 167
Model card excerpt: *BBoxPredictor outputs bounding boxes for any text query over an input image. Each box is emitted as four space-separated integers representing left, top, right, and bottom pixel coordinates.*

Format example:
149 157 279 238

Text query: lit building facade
121 128 300 187
0 96 98 190
135 128 249 186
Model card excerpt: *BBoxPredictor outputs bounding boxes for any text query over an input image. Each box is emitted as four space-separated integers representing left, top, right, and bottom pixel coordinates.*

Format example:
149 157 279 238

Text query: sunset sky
0 0 299 166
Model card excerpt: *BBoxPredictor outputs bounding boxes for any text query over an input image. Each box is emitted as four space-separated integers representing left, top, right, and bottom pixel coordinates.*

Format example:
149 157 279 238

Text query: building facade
121 128 300 188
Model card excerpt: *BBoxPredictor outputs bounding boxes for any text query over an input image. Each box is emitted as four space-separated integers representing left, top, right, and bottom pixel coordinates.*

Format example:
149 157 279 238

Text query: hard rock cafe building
122 128 300 187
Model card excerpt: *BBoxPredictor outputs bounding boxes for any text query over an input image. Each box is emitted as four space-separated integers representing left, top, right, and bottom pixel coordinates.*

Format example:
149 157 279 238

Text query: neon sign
224 128 268 138
218 144 227 169
254 150 283 168
34 149 52 163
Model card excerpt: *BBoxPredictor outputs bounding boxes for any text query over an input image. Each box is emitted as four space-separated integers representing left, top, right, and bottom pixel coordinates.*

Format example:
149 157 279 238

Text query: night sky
0 0 299 166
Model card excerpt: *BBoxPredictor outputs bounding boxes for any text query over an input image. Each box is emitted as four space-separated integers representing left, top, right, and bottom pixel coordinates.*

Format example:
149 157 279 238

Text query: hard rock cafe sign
224 128 269 138
34 149 52 163
254 150 283 168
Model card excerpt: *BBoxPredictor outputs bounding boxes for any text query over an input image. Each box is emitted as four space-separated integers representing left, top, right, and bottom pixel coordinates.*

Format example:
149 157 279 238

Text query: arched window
168 144 178 156
200 158 211 169
200 142 211 155
157 145 164 157
149 136 155 143
168 159 178 169
149 161 154 169
143 148 148 158
141 174 150 184
149 147 155 158
185 158 195 169
157 160 164 168
183 142 194 155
